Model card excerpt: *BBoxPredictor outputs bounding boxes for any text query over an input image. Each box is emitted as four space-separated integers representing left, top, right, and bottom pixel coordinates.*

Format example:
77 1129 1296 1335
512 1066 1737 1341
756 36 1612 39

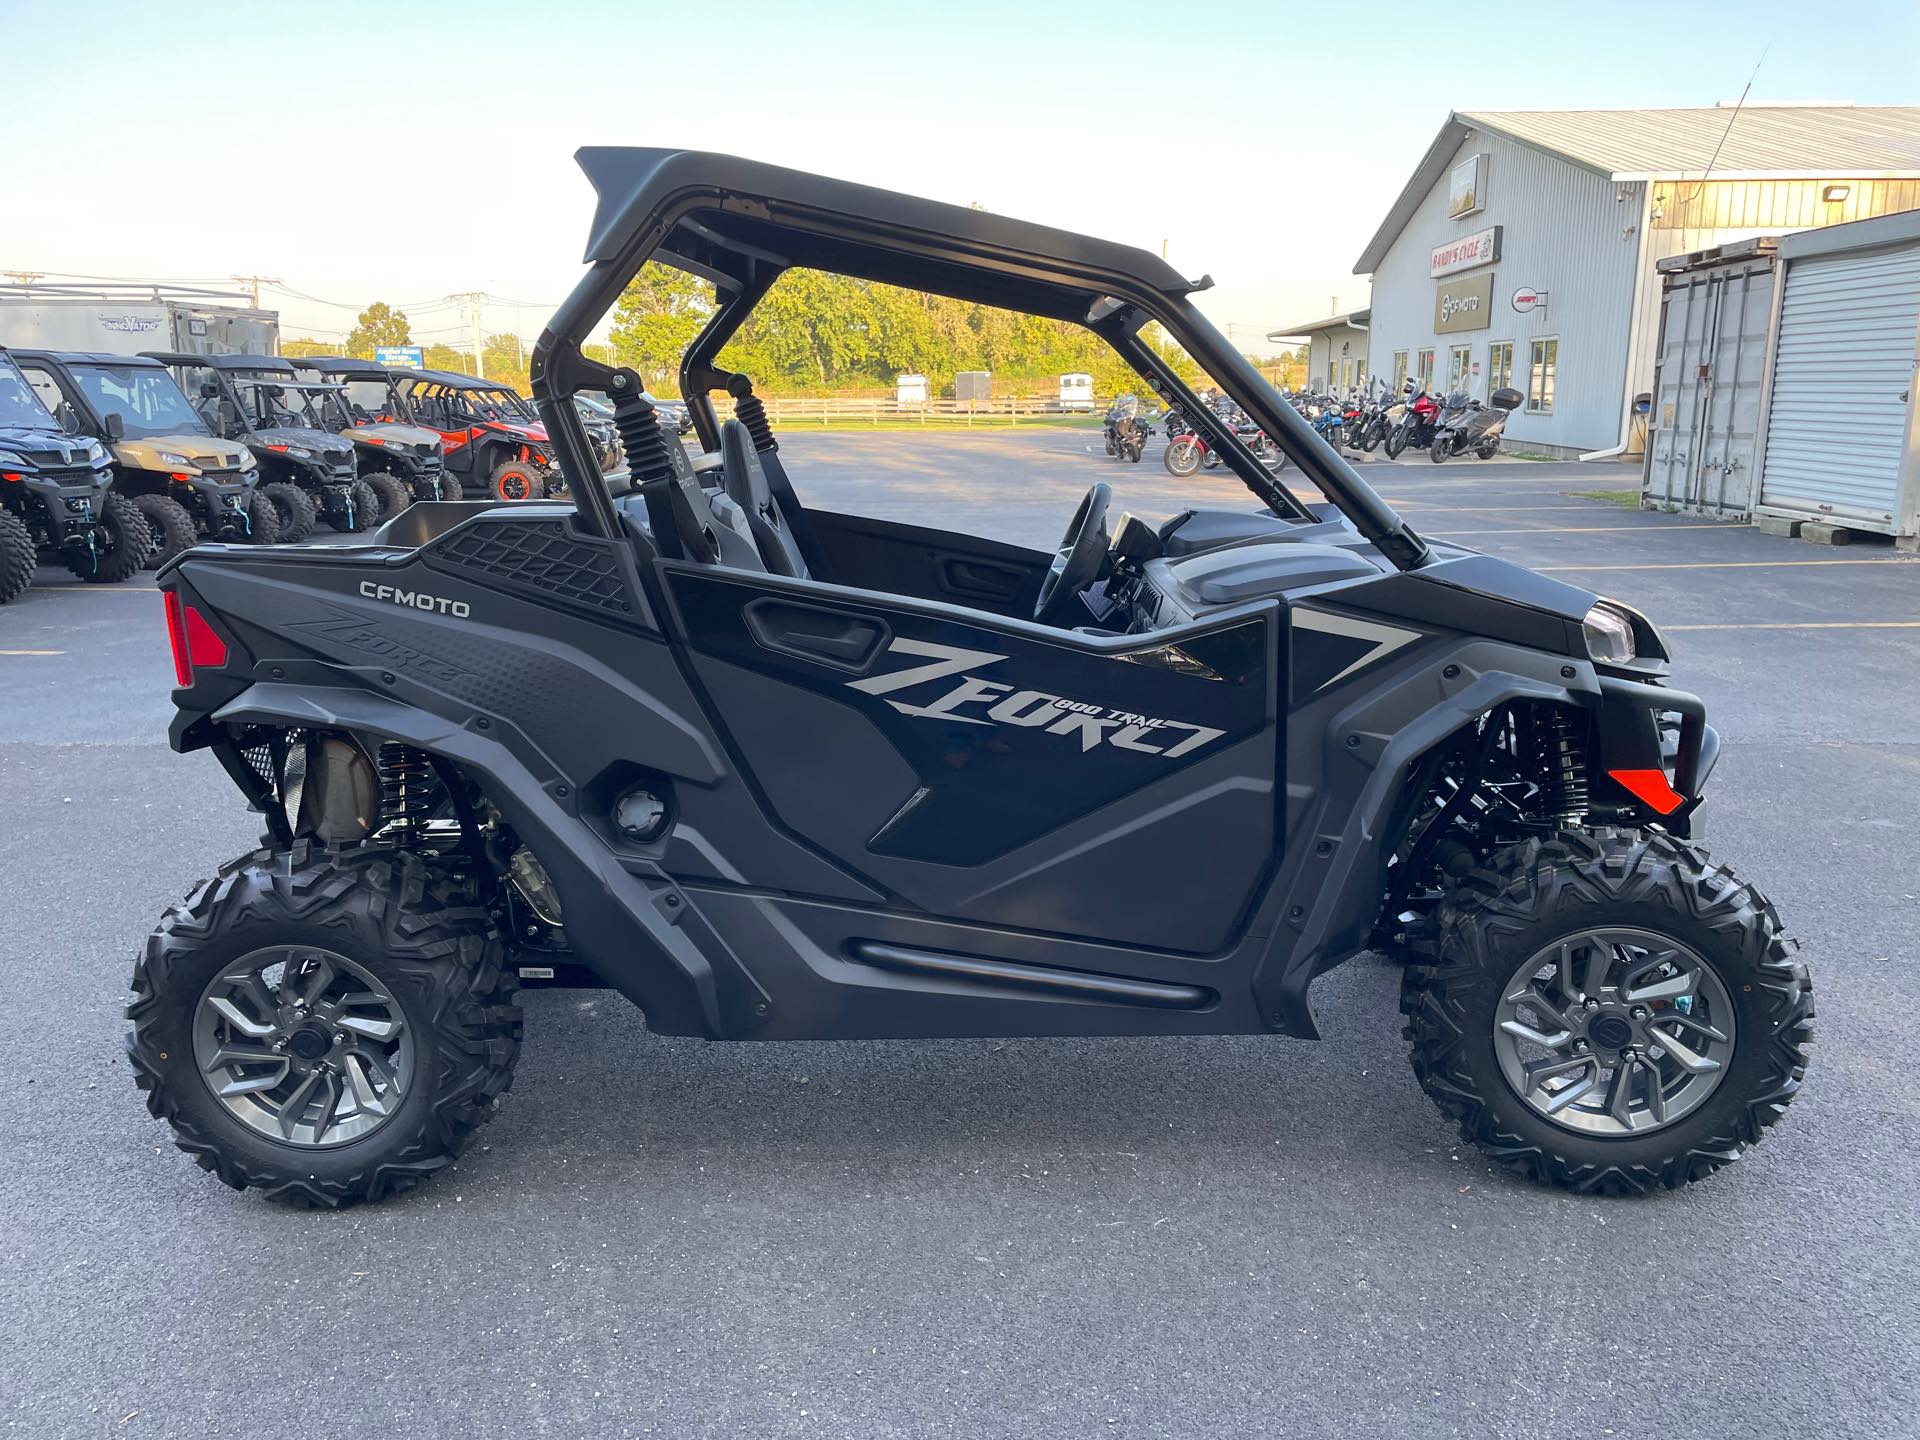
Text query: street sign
1511 287 1548 314
375 345 424 368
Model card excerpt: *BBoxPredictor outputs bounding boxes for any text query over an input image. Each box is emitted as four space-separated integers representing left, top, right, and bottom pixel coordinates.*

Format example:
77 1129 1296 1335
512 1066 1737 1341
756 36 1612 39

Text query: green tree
346 302 411 360
610 263 713 392
279 336 335 358
423 342 470 374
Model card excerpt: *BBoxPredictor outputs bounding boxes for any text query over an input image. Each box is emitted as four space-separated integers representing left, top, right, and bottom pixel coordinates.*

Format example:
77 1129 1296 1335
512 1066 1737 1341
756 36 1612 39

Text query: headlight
1582 603 1637 664
0 450 25 467
85 441 106 461
158 451 192 467
286 446 311 459
238 452 257 471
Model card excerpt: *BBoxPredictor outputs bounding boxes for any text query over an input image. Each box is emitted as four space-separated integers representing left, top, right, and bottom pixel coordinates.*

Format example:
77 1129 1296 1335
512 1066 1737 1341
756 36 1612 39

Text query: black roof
11 350 168 369
142 351 299 373
290 355 395 378
573 147 1199 321
395 368 521 391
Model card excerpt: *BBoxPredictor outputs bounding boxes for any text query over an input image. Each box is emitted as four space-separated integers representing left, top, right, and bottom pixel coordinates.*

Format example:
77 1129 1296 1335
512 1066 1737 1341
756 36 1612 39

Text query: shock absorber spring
1539 708 1589 824
728 374 777 453
378 742 436 834
606 369 678 490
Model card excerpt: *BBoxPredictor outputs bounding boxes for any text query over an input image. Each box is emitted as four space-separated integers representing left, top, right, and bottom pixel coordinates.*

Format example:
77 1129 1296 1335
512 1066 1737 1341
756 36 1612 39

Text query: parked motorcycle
1429 386 1523 463
1103 394 1153 463
1163 404 1289 476
1382 382 1441 459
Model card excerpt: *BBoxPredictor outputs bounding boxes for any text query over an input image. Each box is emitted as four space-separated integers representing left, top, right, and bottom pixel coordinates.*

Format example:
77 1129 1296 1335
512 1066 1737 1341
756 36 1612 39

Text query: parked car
13 349 277 565
0 346 148 597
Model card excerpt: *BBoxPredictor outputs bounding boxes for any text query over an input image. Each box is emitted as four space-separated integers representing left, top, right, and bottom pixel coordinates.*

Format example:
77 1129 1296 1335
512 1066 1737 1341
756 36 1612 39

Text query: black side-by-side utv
0 347 150 598
288 355 450 507
130 150 1812 1207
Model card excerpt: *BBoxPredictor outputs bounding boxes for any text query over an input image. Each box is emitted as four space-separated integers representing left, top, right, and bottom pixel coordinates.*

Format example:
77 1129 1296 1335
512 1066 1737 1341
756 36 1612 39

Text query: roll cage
528 147 1429 570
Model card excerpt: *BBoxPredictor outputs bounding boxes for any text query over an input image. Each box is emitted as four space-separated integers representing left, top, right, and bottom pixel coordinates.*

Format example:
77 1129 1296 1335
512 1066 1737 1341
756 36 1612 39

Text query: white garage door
1759 243 1920 527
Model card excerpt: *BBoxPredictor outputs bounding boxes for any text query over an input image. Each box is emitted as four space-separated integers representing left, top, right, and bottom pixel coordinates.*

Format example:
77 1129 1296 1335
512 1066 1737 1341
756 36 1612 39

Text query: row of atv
0 345 628 602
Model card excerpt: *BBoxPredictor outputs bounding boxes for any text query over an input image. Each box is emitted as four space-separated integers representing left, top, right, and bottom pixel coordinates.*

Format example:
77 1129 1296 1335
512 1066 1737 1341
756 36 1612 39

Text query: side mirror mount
103 411 126 442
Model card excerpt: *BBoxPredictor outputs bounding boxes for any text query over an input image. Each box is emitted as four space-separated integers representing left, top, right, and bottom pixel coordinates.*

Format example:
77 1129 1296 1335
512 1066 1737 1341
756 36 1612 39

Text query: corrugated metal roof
1267 309 1369 339
1355 106 1920 274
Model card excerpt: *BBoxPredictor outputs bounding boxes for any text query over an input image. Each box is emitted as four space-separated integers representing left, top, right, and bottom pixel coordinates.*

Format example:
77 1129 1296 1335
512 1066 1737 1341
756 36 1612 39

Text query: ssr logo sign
846 638 1225 758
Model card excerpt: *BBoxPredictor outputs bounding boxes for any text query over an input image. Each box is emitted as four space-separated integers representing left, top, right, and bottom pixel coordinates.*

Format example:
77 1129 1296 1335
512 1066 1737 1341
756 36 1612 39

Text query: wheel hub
191 946 413 1148
1491 927 1736 1137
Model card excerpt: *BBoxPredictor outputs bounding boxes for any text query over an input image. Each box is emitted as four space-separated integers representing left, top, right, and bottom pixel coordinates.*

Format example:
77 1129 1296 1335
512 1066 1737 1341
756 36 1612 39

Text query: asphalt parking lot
3 429 1918 1439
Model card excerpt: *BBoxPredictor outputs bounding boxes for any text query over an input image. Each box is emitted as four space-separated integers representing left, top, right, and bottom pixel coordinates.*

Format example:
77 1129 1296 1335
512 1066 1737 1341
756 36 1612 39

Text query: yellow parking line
1540 558 1919 572
0 649 63 656
1664 621 1920 631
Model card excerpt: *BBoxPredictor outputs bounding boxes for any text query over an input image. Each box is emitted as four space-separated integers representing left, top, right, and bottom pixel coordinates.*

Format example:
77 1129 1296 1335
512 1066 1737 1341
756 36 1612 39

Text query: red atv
393 369 566 500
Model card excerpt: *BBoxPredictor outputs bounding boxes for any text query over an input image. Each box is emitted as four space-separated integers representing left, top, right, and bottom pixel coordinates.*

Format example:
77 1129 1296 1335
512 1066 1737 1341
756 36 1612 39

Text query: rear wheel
490 460 540 501
127 845 523 1207
261 482 316 543
363 471 411 522
65 491 149 583
0 507 33 603
1401 829 1813 1194
131 493 197 569
1476 437 1501 459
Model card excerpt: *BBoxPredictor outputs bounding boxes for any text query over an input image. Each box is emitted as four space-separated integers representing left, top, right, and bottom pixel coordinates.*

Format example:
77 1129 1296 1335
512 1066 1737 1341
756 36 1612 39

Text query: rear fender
209 683 769 1039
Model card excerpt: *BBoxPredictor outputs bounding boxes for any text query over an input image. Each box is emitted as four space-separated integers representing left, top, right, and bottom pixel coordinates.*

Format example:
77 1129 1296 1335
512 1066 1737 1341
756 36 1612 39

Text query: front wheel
131 492 197 569
0 507 34 603
490 460 541 501
260 482 317 543
1163 436 1203 477
1401 829 1813 1194
245 493 282 544
337 479 380 533
127 846 523 1207
1429 435 1450 463
363 471 412 522
1382 423 1407 459
65 491 150 583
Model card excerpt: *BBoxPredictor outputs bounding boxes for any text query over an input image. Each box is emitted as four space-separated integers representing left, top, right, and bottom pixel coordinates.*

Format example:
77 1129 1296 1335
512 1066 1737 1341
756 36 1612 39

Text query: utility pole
448 292 486 376
232 274 283 308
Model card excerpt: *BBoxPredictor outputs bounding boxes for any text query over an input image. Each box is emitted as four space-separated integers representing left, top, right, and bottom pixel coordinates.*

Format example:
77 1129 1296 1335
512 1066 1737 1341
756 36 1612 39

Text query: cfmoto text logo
847 638 1225 758
359 581 471 617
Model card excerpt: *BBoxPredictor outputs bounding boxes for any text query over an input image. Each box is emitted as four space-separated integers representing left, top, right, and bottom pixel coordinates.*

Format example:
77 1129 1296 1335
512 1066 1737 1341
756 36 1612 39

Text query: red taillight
163 590 228 687
1608 767 1686 816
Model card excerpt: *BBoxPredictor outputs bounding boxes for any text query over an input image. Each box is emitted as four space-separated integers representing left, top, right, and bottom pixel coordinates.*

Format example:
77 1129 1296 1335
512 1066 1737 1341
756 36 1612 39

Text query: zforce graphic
848 638 1225 757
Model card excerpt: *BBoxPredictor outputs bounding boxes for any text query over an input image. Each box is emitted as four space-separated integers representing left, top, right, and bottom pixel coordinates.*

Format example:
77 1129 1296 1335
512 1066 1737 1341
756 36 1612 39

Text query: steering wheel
1034 482 1112 627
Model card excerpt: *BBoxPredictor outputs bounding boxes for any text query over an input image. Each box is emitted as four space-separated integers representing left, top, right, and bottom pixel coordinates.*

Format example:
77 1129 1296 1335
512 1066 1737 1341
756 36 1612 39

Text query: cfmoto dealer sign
1434 273 1494 334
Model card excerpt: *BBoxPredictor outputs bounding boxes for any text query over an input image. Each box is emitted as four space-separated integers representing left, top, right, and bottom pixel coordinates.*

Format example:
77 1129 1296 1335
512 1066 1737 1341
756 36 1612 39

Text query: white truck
1057 372 1095 412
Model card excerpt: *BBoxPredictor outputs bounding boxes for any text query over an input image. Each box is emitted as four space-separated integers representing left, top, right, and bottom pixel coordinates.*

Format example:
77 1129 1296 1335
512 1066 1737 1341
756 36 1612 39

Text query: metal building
1642 210 1920 544
1354 106 1920 458
1266 310 1369 393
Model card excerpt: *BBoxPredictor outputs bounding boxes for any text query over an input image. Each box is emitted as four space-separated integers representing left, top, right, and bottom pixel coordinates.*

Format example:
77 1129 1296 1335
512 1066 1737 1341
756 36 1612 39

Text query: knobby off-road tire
245 493 281 544
127 846 523 1207
489 460 541 502
131 493 196 569
66 491 150 583
260 481 316 543
363 471 411 522
1401 829 1812 1194
0 507 34 603
337 478 381 533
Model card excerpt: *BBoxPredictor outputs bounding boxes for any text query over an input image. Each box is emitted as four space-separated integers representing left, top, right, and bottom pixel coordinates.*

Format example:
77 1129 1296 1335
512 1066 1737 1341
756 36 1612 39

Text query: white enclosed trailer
0 285 279 357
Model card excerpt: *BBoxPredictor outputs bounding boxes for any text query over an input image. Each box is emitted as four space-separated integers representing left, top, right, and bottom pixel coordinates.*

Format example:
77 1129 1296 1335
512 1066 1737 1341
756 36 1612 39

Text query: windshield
70 364 209 439
0 356 57 431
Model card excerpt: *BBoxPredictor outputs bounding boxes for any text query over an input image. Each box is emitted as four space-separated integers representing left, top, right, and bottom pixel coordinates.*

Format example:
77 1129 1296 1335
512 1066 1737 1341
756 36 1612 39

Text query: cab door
664 566 1280 953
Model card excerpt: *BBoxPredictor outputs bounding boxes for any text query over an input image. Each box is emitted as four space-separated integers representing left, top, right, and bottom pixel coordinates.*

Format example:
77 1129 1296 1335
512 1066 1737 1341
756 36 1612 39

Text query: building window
1488 341 1514 395
1447 345 1471 395
1416 348 1435 390
1527 338 1558 414
1392 350 1408 393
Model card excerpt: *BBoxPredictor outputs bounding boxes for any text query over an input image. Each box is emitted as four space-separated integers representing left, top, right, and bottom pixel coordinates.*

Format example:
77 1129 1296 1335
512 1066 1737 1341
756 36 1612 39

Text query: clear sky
3 0 1914 352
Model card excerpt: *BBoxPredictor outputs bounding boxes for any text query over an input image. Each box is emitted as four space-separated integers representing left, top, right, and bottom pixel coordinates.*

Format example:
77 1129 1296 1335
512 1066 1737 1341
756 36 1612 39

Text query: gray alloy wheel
1492 927 1736 1137
190 945 415 1148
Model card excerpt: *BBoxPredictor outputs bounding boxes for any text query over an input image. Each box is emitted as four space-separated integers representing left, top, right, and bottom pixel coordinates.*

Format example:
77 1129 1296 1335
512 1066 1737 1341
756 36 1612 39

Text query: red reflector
162 591 227 686
164 590 191 687
1608 768 1686 815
